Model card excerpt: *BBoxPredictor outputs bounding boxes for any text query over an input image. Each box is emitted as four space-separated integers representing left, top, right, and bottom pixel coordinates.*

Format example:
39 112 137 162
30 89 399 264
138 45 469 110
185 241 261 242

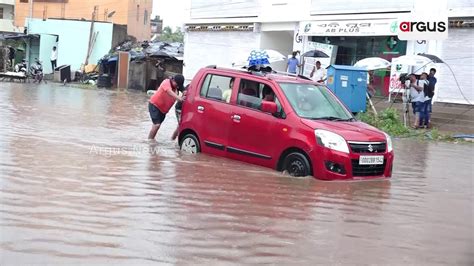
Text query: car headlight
315 129 349 153
383 132 393 152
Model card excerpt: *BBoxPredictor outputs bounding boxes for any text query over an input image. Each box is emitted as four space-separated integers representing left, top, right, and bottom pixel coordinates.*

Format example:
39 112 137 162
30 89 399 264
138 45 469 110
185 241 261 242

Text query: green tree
160 26 184 43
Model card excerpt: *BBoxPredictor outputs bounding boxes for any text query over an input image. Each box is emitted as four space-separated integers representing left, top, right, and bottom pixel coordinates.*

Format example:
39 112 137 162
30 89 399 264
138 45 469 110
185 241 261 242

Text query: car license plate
359 155 384 165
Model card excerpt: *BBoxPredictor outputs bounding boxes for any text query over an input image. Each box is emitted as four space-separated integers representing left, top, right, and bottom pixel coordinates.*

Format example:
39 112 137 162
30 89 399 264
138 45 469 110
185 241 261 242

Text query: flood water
0 83 473 265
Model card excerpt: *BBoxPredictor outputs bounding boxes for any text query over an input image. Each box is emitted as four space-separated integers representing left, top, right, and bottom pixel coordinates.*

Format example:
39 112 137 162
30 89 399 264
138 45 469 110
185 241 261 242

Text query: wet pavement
0 83 473 265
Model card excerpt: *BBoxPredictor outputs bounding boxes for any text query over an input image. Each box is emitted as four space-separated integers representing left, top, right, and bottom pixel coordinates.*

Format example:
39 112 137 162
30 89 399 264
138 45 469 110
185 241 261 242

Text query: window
137 5 139 21
279 83 352 120
200 74 234 102
144 9 148 25
0 8 3 19
237 79 283 114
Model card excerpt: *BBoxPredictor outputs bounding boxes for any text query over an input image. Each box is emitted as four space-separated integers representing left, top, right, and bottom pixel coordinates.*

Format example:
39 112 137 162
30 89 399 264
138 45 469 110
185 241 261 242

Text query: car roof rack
207 65 312 81
271 70 312 81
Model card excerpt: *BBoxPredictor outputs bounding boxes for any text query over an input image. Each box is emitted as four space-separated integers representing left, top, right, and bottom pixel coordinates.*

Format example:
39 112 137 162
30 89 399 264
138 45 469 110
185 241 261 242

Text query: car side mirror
261 100 278 115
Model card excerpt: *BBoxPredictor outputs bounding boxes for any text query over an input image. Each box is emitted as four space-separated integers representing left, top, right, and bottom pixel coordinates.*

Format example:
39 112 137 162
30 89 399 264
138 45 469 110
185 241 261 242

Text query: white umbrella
392 55 433 66
354 57 391 70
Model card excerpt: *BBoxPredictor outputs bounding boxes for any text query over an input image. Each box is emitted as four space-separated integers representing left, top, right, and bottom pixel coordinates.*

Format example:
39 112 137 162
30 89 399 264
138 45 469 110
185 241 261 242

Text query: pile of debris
101 40 184 63
92 40 184 89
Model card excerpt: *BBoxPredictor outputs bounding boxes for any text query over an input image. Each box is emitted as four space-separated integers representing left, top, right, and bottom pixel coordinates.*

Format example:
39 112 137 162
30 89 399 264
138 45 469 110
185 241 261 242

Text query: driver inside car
262 85 275 102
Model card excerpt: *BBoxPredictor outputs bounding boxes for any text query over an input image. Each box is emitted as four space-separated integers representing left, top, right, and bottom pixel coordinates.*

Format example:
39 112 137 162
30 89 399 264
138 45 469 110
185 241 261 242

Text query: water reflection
0 83 472 265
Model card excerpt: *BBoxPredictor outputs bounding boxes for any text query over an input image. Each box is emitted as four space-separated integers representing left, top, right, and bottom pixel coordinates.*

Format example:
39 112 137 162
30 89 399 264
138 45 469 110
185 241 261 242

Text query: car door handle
197 106 204 111
231 115 241 121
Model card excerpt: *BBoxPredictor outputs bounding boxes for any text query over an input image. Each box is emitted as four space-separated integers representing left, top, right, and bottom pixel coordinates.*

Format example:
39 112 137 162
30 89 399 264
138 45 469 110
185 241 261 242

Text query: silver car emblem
368 144 374 152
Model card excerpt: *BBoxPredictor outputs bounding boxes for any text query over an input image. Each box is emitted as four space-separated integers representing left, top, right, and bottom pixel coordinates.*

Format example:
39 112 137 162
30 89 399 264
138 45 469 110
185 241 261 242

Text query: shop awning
298 19 396 36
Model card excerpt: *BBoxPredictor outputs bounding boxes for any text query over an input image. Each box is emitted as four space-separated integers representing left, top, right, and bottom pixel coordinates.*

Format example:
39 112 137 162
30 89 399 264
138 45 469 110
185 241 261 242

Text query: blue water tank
326 65 368 113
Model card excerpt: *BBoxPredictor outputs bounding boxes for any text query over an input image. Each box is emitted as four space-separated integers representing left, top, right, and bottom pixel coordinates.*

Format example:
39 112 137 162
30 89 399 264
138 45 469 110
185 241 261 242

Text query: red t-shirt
150 79 177 113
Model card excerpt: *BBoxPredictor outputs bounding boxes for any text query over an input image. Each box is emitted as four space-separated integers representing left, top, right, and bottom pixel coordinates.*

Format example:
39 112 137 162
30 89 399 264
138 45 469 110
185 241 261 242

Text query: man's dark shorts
148 102 166 124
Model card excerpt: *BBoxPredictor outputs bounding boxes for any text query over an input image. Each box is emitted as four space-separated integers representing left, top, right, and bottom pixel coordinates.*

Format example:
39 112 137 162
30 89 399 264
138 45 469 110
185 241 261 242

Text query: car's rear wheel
283 152 311 177
180 134 200 154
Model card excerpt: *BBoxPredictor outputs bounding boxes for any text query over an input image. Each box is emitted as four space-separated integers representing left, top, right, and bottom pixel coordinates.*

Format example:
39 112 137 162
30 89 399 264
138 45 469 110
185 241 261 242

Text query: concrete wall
0 3 13 19
128 61 147 91
309 0 413 14
0 3 18 32
28 18 113 72
27 37 40 68
183 31 261 80
190 0 260 19
126 0 152 41
15 0 128 27
260 31 294 72
112 24 128 48
432 28 474 105
39 34 57 73
15 0 151 40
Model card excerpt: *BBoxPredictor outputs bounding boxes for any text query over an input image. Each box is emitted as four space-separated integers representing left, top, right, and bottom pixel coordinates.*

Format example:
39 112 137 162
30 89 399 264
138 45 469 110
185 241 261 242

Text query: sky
152 0 191 30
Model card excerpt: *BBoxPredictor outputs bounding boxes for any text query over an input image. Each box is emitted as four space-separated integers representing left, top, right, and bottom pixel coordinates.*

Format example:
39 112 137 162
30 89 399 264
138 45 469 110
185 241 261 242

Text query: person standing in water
148 74 185 140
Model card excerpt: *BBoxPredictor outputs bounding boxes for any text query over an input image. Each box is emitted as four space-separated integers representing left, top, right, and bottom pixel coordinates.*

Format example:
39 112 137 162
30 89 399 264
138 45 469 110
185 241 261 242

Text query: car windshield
278 83 354 121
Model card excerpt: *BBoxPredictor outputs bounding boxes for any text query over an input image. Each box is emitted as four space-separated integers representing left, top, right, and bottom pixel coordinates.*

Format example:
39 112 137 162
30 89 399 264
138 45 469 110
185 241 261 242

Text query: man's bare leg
413 113 420 129
148 124 161 140
171 127 179 140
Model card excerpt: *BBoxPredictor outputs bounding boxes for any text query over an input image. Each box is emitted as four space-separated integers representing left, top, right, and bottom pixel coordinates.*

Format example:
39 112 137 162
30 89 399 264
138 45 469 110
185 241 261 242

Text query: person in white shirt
405 74 427 129
50 46 58 72
310 61 327 83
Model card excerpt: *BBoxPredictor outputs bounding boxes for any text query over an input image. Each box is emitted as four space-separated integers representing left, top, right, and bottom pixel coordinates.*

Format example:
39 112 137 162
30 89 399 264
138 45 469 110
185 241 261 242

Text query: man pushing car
148 74 185 140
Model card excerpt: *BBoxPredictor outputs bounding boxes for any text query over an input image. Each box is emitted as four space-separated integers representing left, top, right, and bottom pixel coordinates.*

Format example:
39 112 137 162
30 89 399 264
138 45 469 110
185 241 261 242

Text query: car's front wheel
283 152 311 177
180 134 200 154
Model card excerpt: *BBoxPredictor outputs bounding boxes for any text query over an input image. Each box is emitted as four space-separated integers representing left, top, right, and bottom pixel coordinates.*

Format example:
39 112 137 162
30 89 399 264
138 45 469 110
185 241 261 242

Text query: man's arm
166 89 183 102
310 66 315 78
411 81 424 92
321 69 327 81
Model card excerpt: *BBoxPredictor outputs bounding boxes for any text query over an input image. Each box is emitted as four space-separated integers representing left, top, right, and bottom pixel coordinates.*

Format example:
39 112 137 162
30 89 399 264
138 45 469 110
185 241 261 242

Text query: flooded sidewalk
0 83 472 265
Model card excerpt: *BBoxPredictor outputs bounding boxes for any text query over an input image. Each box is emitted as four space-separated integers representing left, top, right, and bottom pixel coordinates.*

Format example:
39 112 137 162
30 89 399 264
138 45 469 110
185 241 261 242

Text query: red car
178 66 394 180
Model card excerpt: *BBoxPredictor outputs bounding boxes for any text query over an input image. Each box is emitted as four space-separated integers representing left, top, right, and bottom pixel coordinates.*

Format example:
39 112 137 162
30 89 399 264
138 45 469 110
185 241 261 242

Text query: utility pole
84 6 98 66
104 9 108 22
42 5 47 21
29 0 34 19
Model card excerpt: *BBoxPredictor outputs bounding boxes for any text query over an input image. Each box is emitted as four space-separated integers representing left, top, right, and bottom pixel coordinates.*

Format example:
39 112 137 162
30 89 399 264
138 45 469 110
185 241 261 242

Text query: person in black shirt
171 83 188 140
8 46 15 69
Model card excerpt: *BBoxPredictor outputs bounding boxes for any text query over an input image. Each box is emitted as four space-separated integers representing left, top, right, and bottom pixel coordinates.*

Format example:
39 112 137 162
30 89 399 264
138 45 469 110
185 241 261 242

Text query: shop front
297 19 410 97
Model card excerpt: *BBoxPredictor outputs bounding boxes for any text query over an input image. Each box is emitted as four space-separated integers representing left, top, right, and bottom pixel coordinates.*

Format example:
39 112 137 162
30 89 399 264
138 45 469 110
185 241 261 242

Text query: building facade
150 15 163 37
14 0 152 41
25 18 123 73
184 0 474 105
0 0 19 32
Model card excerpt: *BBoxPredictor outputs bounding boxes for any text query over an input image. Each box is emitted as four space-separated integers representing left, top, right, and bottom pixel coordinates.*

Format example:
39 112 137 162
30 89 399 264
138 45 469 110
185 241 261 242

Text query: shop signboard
299 19 396 36
301 41 337 78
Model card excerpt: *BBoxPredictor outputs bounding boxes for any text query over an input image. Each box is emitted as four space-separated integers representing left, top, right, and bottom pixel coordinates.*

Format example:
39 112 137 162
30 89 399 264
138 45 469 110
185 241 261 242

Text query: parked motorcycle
30 59 46 84
14 59 28 75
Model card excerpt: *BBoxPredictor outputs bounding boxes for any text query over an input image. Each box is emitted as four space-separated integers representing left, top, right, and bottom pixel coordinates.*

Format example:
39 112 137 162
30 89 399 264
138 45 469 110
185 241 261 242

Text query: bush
356 108 409 136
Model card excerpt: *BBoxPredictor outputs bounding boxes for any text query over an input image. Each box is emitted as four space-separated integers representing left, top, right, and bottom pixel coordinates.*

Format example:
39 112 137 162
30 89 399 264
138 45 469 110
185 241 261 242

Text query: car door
192 72 235 157
226 78 281 168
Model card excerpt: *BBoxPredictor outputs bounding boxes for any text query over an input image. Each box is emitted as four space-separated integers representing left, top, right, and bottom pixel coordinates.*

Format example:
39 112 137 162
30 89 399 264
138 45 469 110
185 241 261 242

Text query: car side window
259 83 283 114
200 74 234 102
237 79 262 110
237 79 284 116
